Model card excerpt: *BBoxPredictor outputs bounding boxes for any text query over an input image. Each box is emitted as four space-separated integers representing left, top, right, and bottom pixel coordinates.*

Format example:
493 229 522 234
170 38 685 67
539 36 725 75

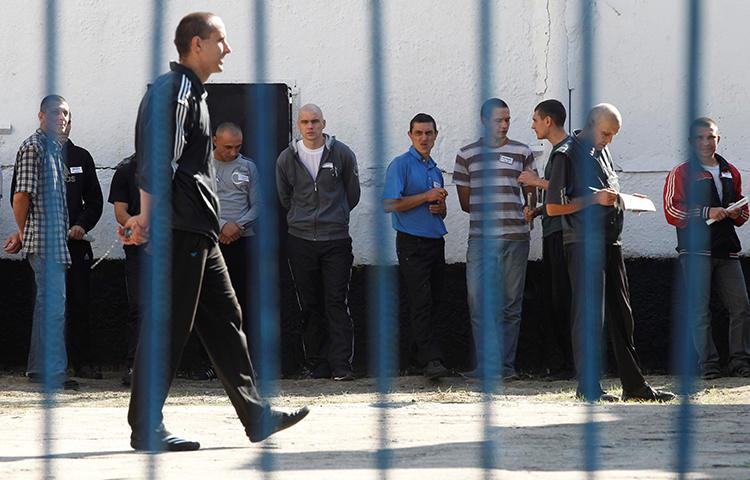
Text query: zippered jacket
276 134 360 241
663 154 748 257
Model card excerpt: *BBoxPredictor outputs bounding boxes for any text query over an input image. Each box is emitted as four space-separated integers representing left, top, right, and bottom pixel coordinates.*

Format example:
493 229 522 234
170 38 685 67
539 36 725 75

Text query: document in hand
617 193 656 212
706 196 748 225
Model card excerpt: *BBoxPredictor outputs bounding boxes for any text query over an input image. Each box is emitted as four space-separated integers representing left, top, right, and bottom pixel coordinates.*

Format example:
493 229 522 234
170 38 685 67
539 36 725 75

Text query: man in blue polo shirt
383 113 450 379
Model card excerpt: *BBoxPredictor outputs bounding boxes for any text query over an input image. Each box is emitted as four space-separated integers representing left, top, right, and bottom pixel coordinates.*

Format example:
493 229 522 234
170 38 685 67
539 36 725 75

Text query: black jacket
63 139 103 232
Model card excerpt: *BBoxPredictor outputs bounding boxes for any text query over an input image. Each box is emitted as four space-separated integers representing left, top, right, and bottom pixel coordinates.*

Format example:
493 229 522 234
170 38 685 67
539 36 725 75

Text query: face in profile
591 118 620 151
198 17 232 75
531 111 549 140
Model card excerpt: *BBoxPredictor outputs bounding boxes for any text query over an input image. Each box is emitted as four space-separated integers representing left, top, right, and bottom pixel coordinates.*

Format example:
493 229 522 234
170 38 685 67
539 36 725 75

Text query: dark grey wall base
0 257 740 376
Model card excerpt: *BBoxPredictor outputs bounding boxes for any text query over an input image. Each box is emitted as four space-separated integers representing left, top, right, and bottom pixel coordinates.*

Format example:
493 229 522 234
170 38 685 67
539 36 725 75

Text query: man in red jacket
663 117 750 379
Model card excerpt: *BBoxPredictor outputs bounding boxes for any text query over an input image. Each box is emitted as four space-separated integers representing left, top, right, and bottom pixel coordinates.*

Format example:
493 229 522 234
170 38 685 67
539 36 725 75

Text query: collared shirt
214 153 260 236
452 137 536 240
13 128 71 264
383 146 447 239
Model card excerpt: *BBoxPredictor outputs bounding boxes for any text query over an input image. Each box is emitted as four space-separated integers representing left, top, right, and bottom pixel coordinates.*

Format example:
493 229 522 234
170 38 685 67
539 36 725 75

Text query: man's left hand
727 208 742 219
3 232 22 254
429 198 447 217
220 221 243 244
68 225 86 241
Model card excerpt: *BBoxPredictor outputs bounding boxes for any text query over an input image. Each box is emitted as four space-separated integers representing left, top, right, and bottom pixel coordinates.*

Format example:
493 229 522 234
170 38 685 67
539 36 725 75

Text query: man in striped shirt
453 98 537 380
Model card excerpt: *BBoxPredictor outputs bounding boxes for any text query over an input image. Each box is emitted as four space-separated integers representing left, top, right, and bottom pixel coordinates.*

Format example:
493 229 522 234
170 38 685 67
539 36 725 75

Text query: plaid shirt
13 128 71 264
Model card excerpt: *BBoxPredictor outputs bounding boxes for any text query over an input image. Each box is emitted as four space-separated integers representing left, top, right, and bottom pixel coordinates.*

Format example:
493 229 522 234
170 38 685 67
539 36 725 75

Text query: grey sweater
214 154 260 237
276 134 360 241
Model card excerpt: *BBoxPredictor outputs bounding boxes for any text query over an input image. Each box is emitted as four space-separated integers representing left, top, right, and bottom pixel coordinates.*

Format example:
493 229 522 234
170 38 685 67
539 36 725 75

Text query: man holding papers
546 103 674 402
663 117 750 379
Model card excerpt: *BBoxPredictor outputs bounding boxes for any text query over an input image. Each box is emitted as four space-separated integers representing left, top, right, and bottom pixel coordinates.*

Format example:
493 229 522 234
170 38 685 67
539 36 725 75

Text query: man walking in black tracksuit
120 12 308 451
276 103 361 381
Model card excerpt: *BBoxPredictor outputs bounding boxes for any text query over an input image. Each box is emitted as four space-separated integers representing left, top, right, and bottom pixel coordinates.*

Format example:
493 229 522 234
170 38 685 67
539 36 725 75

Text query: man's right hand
423 187 448 203
220 221 243 245
518 171 541 188
3 231 22 254
118 214 148 245
593 188 619 207
708 207 728 222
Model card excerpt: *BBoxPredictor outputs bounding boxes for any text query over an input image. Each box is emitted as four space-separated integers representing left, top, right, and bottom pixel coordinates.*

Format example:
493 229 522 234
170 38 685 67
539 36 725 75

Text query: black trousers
65 240 93 370
123 245 143 367
541 231 574 372
286 234 354 374
220 236 257 362
566 242 647 394
396 231 444 366
128 230 267 440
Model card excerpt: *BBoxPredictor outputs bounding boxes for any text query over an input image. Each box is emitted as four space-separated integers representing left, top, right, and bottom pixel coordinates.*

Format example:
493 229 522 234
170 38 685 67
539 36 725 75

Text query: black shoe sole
249 407 310 443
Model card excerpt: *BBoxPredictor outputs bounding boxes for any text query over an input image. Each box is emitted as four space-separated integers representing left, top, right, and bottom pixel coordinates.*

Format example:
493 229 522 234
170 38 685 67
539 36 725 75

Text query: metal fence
29 0 708 478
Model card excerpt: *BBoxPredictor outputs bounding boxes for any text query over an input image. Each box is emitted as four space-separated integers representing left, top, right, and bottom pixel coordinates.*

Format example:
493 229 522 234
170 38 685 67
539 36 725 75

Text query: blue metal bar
477 1 500 477
579 0 600 476
142 1 166 477
42 3 58 478
675 0 702 477
250 0 280 476
368 1 396 477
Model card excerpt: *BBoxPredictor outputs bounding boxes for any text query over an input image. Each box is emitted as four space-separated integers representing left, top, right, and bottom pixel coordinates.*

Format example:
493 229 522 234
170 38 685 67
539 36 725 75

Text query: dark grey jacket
276 134 360 241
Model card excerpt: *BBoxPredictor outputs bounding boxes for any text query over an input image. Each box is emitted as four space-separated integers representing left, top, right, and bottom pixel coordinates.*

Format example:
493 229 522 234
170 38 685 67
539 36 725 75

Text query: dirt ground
1 372 749 479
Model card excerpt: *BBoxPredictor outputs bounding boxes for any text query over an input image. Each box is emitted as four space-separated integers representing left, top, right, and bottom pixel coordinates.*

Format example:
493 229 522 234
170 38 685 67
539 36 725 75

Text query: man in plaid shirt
4 95 78 390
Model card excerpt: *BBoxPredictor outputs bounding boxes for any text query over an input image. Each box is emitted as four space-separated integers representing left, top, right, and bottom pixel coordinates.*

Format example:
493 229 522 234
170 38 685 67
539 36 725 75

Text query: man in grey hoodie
276 103 360 381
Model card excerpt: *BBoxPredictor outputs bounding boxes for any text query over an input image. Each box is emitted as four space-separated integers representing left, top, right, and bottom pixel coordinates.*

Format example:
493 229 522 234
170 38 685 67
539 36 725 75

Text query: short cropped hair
174 12 218 58
409 113 437 133
690 116 719 138
480 98 509 121
534 99 566 127
40 94 67 113
215 122 243 137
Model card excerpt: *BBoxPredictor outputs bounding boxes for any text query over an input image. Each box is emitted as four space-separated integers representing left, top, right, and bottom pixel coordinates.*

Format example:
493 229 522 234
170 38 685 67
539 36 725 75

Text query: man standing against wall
213 122 260 347
120 12 308 451
383 113 450 379
61 115 103 380
453 98 536 380
4 95 78 390
276 103 360 381
663 117 750 379
546 103 674 402
108 153 141 386
518 99 574 379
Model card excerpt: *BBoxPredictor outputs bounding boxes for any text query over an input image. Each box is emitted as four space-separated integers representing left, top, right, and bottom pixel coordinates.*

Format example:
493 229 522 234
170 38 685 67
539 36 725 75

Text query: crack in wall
540 0 552 95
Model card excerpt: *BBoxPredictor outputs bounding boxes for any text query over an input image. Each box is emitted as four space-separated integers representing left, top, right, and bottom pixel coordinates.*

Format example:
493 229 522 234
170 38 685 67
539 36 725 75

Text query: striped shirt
453 138 536 240
12 129 71 264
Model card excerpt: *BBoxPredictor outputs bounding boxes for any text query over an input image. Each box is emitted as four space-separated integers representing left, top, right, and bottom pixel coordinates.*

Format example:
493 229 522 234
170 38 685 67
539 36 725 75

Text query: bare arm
11 192 30 234
456 185 470 213
113 201 131 226
546 189 617 216
383 187 447 213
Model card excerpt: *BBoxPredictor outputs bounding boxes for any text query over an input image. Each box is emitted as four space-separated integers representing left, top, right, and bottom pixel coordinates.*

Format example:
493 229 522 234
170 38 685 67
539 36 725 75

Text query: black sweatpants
396 231 444 366
123 245 143 367
541 231 574 373
566 242 647 394
286 234 354 375
65 239 94 370
128 230 267 440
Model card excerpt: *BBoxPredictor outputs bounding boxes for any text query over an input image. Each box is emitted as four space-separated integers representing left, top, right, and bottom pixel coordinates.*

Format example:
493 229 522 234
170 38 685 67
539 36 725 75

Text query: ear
191 35 202 53
716 134 721 145
321 119 327 130
38 111 44 123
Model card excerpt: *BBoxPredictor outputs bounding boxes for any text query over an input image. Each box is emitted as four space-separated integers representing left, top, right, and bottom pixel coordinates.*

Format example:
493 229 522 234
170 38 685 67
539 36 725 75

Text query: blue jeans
680 255 750 374
466 238 529 376
27 254 68 378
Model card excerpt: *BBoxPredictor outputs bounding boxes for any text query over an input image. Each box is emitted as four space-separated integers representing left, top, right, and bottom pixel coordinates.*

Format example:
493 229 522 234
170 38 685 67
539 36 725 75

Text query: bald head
298 103 326 148
213 122 243 162
584 103 622 150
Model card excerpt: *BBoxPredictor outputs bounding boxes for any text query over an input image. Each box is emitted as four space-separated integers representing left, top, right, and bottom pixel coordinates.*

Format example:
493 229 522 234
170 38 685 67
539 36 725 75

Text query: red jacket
663 154 748 257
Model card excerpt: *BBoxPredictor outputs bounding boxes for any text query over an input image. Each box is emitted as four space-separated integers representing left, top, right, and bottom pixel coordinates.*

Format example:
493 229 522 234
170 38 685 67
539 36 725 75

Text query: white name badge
321 163 334 169
236 173 250 182
499 155 514 165
721 171 733 179
433 181 441 188
70 166 83 174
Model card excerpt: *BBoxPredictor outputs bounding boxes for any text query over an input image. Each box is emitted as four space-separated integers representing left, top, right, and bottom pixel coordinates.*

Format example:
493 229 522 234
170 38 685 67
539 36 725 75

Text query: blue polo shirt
383 146 448 238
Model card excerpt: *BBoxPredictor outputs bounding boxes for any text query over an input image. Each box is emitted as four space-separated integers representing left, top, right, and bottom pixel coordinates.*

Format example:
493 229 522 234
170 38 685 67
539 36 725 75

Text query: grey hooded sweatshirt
276 134 360 241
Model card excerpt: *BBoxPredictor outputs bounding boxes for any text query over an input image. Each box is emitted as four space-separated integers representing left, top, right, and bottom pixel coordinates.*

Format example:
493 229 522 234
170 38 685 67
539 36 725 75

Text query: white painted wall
1 0 748 263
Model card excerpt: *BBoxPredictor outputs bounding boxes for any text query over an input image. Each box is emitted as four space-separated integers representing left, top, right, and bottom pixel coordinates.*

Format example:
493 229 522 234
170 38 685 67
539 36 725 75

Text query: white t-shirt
297 140 325 180
702 163 723 200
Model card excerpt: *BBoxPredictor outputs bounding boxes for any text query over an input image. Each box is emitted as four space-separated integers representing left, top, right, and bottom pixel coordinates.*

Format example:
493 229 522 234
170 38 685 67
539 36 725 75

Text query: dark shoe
575 390 619 403
121 367 133 387
28 374 79 391
503 373 521 382
731 364 750 378
63 378 80 390
188 366 217 381
543 369 576 381
299 363 332 379
74 365 103 380
131 429 200 452
702 370 722 380
332 370 355 381
622 385 675 402
423 360 450 380
248 407 310 443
